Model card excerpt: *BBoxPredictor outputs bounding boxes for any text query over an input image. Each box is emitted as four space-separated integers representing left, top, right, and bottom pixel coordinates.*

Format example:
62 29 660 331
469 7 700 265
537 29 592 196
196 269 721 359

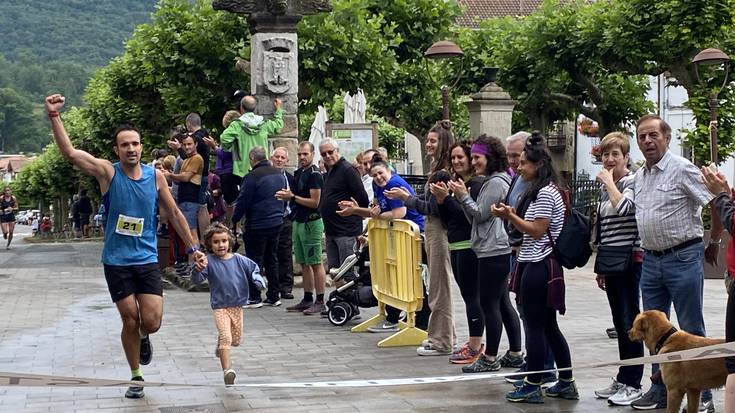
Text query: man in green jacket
221 95 284 178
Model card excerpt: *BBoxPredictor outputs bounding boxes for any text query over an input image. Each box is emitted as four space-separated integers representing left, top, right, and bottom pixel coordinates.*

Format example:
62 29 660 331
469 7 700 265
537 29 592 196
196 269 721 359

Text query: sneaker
699 398 715 413
281 292 294 299
511 373 557 388
223 369 236 385
682 398 716 413
303 302 327 316
451 342 469 355
124 376 145 399
545 379 579 400
263 298 282 307
243 299 263 309
631 386 667 410
286 300 313 312
594 378 624 399
607 327 618 339
139 335 152 366
506 380 544 403
497 350 524 368
449 344 484 364
417 343 452 356
461 354 501 373
608 385 642 406
505 364 527 383
367 321 399 333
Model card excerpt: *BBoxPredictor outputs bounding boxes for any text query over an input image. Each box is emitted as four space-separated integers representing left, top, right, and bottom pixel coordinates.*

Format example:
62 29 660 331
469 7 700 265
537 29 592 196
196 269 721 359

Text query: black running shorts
103 263 163 303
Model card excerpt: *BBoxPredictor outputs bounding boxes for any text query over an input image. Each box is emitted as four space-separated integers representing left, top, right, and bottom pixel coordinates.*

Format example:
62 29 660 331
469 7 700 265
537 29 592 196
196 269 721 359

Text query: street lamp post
692 48 731 165
424 40 464 122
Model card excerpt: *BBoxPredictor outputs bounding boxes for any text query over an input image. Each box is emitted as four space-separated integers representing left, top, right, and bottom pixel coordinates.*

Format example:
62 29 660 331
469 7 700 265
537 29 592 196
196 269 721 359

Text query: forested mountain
0 0 156 66
0 0 157 153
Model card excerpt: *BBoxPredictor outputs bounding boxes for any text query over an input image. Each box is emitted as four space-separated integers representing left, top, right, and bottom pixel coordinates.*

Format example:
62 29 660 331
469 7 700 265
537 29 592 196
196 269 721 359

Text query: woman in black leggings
433 141 487 364
493 132 577 404
442 135 522 372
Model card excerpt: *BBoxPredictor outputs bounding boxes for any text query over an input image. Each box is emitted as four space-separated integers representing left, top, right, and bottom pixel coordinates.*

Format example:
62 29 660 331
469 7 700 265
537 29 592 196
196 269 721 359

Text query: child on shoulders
192 223 266 385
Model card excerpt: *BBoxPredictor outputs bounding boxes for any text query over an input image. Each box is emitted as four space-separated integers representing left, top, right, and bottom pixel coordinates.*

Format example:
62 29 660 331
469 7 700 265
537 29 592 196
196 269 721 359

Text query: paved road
0 224 729 412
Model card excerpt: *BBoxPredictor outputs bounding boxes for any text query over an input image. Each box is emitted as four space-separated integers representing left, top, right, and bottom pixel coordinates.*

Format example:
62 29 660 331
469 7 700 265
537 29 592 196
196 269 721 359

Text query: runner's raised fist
45 94 66 113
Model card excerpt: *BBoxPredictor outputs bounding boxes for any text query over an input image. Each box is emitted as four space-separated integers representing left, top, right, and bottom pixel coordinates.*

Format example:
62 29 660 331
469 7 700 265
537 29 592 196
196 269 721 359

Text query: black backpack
547 188 592 269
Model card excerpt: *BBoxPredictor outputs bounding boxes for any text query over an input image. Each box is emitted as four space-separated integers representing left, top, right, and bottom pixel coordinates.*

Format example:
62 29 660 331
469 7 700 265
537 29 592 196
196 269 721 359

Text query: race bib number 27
115 214 144 237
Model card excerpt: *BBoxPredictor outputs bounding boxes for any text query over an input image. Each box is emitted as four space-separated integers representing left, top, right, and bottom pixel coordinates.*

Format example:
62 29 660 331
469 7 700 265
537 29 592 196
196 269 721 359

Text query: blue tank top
101 163 159 266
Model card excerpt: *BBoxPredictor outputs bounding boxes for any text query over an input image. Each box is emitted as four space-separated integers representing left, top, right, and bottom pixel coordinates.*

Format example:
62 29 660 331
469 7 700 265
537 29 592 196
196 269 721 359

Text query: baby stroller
325 237 378 326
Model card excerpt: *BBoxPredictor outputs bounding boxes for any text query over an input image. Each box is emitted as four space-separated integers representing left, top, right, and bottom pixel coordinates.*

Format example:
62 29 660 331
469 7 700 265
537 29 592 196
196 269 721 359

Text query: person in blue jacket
192 224 266 385
232 146 287 307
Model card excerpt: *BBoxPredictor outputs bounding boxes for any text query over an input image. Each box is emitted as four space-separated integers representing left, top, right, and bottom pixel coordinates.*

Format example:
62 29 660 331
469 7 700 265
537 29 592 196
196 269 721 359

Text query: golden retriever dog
629 310 727 413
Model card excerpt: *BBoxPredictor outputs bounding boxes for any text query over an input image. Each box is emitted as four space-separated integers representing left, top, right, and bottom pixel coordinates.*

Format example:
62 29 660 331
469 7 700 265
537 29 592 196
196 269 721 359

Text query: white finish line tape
2 341 735 388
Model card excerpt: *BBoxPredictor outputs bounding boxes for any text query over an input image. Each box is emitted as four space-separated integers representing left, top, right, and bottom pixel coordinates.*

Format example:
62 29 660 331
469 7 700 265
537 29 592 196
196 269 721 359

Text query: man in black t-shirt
77 188 93 237
276 141 327 315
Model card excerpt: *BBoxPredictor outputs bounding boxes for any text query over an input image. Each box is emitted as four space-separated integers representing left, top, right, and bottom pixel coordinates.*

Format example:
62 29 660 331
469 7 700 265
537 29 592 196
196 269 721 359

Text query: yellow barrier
351 218 428 347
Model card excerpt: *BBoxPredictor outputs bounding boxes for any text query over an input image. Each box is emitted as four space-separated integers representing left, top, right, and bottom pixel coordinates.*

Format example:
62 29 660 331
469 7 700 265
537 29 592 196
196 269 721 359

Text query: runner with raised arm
44 94 207 399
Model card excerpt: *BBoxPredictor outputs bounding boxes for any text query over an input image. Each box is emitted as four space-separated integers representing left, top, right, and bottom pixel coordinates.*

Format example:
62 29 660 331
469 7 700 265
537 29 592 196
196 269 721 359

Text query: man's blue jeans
641 241 709 400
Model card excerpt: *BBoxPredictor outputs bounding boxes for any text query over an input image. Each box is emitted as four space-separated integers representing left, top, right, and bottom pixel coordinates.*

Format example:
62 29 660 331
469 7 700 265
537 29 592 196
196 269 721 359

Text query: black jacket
319 158 369 237
437 176 488 244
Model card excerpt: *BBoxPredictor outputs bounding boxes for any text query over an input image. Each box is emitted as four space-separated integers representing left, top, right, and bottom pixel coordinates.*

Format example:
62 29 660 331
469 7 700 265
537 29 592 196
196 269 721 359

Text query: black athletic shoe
281 291 294 299
139 335 152 366
124 376 145 399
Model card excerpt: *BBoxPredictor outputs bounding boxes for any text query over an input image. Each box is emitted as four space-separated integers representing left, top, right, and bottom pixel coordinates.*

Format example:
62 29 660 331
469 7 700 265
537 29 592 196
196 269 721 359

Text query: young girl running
192 223 266 385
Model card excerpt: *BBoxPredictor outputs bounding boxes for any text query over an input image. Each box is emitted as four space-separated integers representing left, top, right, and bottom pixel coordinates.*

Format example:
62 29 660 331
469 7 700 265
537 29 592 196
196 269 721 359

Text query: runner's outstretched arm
44 94 114 191
155 170 207 270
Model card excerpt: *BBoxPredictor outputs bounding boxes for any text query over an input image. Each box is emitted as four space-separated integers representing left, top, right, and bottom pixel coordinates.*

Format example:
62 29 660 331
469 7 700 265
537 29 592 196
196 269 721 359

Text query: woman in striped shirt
592 132 644 406
492 132 577 403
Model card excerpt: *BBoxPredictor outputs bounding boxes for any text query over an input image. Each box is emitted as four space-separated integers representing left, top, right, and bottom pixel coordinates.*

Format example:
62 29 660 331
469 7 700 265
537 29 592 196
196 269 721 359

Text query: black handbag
594 245 633 275
593 203 633 275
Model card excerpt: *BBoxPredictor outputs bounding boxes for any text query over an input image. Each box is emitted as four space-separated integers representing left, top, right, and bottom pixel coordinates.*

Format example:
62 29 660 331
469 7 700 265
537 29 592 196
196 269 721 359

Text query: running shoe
263 298 282 307
461 353 501 373
286 300 313 312
367 321 399 333
449 344 484 364
607 385 642 406
631 386 667 410
506 380 543 404
303 302 326 316
510 373 557 388
124 376 145 399
545 379 579 400
139 335 152 366
416 343 452 356
594 378 624 399
243 299 263 309
497 350 524 368
223 369 236 385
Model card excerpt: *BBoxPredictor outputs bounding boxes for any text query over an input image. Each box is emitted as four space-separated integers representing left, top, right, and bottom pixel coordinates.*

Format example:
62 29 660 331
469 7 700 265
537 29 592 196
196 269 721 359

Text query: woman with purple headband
445 134 523 374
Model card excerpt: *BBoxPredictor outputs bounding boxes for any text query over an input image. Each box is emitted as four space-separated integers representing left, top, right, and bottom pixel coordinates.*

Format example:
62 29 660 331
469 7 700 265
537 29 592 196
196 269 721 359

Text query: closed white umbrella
354 89 367 123
343 92 355 124
308 105 329 163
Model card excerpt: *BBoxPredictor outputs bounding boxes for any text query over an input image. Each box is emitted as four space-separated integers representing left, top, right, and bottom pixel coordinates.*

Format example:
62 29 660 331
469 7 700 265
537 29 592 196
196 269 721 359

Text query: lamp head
424 40 464 60
692 48 731 66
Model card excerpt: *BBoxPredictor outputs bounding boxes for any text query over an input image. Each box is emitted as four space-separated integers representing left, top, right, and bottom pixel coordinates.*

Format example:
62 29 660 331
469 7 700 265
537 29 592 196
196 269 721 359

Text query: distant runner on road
44 94 207 399
0 186 19 249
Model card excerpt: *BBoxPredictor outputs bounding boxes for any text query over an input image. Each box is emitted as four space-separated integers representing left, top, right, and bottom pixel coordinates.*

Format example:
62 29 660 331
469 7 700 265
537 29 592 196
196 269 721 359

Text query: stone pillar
250 31 299 167
463 69 516 140
250 30 299 167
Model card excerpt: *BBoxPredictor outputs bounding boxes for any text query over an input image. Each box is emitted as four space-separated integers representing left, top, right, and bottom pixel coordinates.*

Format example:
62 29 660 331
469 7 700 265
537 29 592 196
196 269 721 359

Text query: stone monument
464 67 517 141
213 0 332 165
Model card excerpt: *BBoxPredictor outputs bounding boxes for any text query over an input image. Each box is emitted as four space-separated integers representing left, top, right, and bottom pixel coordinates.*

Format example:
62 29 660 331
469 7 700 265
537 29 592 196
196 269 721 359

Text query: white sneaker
416 343 452 356
367 322 398 333
223 369 236 385
594 378 624 399
608 385 642 406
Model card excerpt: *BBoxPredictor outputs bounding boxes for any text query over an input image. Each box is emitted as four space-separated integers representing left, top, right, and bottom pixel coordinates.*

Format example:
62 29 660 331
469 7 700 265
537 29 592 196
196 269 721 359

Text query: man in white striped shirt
625 114 723 412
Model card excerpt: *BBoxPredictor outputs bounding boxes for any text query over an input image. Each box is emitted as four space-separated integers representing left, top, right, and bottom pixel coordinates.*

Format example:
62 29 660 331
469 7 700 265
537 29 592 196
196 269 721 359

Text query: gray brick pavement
0 225 729 412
